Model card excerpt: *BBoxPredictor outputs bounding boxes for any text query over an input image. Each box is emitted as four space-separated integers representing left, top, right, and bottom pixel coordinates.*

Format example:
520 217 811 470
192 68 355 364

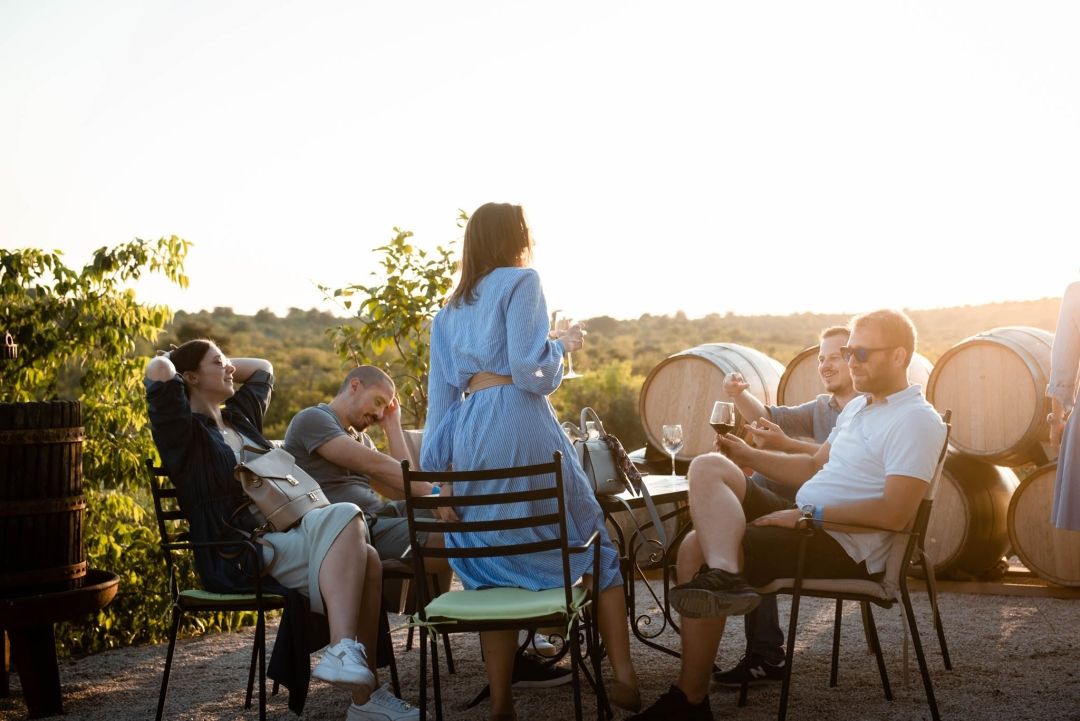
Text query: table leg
8 623 63 719
1 627 9 697
607 505 694 659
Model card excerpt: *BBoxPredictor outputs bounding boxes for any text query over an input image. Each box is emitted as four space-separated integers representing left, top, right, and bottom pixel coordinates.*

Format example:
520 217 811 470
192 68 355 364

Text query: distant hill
155 297 1062 444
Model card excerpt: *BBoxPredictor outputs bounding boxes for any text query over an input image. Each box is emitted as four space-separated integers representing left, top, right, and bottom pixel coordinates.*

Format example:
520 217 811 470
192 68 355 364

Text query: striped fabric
422 266 622 592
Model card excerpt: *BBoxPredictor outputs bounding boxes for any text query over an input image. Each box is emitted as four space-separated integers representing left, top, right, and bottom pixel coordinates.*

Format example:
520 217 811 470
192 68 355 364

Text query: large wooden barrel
1008 464 1080 587
0 401 86 594
777 346 934 407
925 327 1055 467
923 452 1018 579
639 344 784 461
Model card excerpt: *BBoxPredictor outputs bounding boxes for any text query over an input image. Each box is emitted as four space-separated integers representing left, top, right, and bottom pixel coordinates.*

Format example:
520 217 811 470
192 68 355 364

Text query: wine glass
551 309 582 379
710 401 737 455
661 424 684 476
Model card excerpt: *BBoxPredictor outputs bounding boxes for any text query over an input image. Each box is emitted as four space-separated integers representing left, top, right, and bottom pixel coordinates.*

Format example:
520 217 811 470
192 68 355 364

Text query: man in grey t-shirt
713 325 856 687
284 365 445 568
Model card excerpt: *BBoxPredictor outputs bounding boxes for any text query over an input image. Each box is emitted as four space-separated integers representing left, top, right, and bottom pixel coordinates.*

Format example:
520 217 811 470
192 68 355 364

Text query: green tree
320 225 459 428
1 237 257 654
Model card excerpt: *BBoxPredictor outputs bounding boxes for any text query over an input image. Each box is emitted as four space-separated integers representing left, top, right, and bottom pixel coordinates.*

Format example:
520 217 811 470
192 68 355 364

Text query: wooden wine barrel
0 401 86 594
925 327 1055 467
923 452 1018 579
1008 464 1080 587
639 344 784 461
777 345 934 407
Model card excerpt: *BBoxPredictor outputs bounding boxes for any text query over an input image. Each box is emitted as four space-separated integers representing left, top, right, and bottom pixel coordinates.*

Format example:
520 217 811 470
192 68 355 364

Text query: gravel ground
3 584 1079 721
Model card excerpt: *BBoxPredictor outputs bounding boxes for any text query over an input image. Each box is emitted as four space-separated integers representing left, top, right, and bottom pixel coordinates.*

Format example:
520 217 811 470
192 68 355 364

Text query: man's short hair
818 325 850 344
849 309 917 367
338 365 394 395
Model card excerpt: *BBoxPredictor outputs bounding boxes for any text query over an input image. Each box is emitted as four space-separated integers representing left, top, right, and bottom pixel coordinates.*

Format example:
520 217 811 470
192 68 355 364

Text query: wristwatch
800 503 824 527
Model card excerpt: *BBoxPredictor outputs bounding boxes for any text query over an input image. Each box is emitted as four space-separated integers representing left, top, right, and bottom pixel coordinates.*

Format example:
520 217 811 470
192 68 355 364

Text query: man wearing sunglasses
629 309 947 721
712 325 857 690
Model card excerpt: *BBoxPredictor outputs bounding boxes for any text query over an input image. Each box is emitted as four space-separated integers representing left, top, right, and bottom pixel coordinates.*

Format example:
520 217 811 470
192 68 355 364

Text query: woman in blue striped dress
422 202 640 719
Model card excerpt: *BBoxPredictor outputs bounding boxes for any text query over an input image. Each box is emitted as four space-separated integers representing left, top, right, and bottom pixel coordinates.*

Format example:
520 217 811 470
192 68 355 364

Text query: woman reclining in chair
144 340 420 721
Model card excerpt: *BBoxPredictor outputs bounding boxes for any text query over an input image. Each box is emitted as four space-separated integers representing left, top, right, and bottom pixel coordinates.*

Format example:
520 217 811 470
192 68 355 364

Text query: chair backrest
146 459 191 596
400 452 573 613
880 409 952 595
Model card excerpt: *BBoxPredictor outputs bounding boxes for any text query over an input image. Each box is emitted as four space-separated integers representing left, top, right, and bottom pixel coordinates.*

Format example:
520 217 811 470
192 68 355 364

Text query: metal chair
146 460 285 721
400 451 608 721
741 410 952 721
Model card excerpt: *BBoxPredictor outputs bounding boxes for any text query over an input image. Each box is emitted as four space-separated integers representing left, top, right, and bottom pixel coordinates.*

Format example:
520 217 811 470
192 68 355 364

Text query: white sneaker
519 629 559 658
313 638 376 702
345 684 426 720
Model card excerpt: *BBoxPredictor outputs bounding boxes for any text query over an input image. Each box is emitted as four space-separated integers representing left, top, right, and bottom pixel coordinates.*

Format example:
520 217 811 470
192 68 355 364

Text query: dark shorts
365 499 432 561
740 480 875 588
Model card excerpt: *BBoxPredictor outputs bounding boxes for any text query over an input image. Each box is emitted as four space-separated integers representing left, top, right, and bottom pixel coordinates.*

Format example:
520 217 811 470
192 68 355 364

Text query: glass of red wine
710 401 736 454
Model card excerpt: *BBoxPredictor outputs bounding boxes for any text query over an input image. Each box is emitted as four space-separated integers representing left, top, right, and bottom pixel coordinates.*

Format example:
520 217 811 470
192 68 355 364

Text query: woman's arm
145 354 177 382
505 269 566 395
230 358 274 384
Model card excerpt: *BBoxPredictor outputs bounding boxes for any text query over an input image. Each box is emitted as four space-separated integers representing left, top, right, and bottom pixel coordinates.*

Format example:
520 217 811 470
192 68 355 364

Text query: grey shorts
259 502 362 615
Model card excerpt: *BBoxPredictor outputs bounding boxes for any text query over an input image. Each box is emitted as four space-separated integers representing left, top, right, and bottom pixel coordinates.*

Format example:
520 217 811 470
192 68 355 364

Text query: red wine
711 422 734 435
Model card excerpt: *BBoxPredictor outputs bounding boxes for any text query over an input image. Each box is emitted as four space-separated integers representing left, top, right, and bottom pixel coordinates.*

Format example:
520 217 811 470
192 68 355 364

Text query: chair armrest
164 537 276 596
811 519 914 537
566 530 602 555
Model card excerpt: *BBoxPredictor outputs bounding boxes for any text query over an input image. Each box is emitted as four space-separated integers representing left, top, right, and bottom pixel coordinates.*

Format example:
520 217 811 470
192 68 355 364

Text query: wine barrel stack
924 326 1078 586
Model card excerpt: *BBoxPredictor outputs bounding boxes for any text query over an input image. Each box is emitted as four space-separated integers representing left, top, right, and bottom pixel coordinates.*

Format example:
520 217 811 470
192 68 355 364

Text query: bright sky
2 1 1077 320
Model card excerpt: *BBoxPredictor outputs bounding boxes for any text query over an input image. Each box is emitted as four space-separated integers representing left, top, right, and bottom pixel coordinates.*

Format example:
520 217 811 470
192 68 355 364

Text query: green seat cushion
178 589 285 607
422 586 588 623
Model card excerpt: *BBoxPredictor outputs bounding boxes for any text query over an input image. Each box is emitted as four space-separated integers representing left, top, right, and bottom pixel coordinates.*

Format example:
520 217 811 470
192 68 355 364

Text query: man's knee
687 452 747 499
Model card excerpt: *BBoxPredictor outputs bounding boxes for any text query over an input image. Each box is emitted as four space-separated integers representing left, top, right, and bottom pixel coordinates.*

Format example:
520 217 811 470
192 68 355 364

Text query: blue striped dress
422 266 622 592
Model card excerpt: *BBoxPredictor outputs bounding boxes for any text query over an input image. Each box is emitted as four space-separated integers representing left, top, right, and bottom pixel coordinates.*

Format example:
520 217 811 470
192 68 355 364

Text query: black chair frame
147 460 285 721
401 452 609 721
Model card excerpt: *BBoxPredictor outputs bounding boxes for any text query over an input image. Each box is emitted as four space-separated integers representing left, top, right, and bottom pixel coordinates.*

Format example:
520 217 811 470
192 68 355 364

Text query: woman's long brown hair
447 202 532 307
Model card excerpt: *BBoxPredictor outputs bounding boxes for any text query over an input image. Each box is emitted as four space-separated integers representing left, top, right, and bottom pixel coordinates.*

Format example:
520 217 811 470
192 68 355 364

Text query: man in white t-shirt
628 309 947 721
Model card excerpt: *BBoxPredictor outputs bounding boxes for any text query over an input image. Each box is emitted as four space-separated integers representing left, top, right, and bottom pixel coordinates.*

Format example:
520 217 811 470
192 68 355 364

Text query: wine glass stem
566 352 574 376
671 453 676 476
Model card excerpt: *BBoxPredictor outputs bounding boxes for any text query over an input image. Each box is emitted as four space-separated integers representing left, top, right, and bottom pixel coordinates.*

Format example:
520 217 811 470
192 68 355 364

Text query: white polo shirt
795 385 946 573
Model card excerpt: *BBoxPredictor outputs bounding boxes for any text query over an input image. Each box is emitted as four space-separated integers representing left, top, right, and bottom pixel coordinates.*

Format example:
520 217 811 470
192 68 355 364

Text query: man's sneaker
519 629 559 657
669 565 761 619
345 684 426 720
712 654 786 688
511 652 573 689
313 638 377 701
464 651 574 709
626 685 713 721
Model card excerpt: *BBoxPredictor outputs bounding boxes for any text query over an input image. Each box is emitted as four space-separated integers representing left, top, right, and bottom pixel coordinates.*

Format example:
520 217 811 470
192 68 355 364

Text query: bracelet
813 505 825 527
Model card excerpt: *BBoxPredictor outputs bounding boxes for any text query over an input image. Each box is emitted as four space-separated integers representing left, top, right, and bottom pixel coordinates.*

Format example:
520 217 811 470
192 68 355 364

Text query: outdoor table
598 474 692 659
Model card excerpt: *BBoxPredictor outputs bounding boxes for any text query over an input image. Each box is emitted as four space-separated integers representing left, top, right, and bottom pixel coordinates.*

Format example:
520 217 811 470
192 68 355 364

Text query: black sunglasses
840 345 896 363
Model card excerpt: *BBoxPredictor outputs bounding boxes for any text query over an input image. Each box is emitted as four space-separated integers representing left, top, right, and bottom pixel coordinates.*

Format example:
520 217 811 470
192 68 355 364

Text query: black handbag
572 408 637 496
568 408 668 548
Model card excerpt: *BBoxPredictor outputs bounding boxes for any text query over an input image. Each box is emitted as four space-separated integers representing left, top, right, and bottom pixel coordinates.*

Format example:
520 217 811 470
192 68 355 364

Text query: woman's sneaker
346 684 426 720
313 638 377 702
519 629 559 657
712 654 786 688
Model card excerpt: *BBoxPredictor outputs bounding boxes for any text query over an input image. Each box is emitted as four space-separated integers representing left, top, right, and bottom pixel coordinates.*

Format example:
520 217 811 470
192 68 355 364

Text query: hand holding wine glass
661 423 684 476
710 401 737 455
551 309 583 379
